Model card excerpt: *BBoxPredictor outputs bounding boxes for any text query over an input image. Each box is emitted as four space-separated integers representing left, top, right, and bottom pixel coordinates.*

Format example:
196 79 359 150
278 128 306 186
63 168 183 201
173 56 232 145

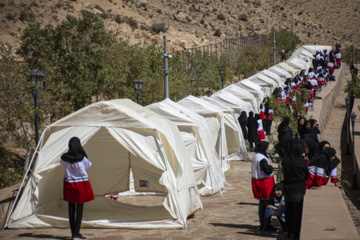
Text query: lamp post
30 70 45 147
132 79 144 104
346 96 350 155
219 68 224 89
273 30 276 66
350 112 357 189
190 77 197 96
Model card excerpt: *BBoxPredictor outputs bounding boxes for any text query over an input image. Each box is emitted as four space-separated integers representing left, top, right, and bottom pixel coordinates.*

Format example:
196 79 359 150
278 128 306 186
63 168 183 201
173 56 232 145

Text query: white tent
284 57 311 73
178 96 247 167
276 62 301 77
178 96 229 171
6 99 202 229
268 66 292 80
235 79 267 105
290 47 314 60
201 96 248 160
261 69 286 86
146 99 225 196
212 84 259 113
302 45 332 54
210 91 254 114
247 74 278 96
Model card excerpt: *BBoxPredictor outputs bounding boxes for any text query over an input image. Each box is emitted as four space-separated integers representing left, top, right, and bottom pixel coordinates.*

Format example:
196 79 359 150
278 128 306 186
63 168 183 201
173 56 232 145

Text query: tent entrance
33 127 177 228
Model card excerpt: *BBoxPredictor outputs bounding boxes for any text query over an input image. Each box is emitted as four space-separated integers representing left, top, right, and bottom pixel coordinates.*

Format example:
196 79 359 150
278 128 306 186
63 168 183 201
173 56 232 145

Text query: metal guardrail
173 34 267 57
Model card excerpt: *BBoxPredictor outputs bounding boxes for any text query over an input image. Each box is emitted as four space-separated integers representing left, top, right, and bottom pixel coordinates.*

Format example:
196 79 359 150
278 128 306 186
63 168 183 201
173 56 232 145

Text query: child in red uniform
251 141 277 232
61 137 94 240
255 113 266 140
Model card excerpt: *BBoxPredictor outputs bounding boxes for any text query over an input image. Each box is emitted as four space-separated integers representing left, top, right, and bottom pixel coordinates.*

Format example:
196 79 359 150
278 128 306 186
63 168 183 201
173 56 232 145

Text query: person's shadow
210 222 286 239
18 233 71 240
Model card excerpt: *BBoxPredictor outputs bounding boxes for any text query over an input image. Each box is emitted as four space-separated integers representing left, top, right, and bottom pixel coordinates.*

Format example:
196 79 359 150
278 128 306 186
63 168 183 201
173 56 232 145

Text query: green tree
18 11 111 117
267 28 301 53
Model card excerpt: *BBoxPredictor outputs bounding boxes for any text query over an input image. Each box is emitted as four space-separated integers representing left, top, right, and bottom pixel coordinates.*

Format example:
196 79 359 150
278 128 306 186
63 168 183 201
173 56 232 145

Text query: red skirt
258 130 266 140
63 179 94 204
260 111 265 120
252 177 275 200
336 58 341 62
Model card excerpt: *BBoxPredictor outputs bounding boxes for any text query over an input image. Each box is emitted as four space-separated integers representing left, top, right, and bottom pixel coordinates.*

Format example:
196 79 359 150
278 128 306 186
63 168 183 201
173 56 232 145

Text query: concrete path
301 64 360 240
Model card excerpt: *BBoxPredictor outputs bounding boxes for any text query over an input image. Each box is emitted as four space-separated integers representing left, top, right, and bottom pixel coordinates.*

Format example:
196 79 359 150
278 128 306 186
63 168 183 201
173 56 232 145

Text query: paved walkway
301 64 360 240
1 66 359 240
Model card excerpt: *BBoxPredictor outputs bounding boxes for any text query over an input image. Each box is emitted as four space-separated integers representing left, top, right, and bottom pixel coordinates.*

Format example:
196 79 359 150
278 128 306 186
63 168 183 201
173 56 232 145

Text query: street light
30 70 46 147
132 79 144 104
350 112 357 189
219 68 224 89
346 96 350 155
190 77 197 96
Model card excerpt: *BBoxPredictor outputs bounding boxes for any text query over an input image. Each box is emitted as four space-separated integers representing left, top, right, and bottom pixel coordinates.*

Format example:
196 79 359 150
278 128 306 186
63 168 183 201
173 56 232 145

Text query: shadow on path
18 233 70 240
210 223 284 239
237 202 258 206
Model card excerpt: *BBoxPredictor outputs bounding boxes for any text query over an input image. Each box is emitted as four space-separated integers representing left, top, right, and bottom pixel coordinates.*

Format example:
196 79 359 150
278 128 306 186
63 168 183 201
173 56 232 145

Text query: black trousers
264 119 272 135
68 203 84 237
285 198 304 240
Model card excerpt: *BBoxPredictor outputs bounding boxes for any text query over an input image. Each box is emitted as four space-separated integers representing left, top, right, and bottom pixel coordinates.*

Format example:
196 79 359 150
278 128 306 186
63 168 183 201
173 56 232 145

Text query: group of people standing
238 98 273 152
250 45 342 240
251 115 341 239
274 47 340 116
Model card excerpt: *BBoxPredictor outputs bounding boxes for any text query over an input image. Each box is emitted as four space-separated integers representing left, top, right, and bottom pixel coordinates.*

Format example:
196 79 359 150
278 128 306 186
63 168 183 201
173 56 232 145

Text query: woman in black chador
283 139 309 240
238 111 248 140
247 111 259 152
277 116 294 156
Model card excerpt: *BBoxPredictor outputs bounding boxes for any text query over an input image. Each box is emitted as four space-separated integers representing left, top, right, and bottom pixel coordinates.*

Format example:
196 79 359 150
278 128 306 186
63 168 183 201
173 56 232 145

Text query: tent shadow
18 233 70 240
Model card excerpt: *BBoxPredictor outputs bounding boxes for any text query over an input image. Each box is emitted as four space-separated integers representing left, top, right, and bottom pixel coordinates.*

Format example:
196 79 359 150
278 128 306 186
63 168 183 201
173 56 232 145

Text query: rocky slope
0 0 359 55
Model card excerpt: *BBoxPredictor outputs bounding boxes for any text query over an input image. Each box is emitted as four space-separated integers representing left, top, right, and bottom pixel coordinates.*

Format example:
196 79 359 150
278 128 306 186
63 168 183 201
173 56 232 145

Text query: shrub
19 10 35 21
114 14 123 24
95 4 104 12
217 13 225 20
0 147 23 189
214 29 222 37
127 17 138 30
6 12 17 21
150 22 168 34
0 3 5 8
56 1 63 8
238 14 248 22
253 0 261 7
30 1 39 7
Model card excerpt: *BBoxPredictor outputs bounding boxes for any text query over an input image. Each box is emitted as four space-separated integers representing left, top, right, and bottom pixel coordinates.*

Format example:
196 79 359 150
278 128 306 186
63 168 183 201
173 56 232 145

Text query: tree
18 11 111 118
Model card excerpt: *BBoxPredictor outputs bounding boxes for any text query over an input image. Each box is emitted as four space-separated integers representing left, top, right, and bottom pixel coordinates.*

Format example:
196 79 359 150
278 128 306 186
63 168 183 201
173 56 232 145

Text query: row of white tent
5 45 330 230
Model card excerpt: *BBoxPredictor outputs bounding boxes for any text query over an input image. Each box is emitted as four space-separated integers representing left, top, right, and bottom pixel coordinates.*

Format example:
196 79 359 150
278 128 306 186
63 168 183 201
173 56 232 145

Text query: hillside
0 0 359 55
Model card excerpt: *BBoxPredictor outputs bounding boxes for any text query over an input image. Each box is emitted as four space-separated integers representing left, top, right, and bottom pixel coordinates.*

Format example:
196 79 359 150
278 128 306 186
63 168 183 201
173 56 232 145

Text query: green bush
267 28 301 52
0 147 23 188
150 22 168 34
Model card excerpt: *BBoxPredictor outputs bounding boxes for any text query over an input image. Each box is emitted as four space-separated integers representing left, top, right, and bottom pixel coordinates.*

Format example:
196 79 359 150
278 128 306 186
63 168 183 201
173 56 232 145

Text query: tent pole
4 127 50 229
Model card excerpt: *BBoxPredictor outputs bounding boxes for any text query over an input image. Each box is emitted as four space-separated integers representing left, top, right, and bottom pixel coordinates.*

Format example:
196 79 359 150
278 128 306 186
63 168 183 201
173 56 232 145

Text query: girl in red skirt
256 113 266 140
61 137 94 240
